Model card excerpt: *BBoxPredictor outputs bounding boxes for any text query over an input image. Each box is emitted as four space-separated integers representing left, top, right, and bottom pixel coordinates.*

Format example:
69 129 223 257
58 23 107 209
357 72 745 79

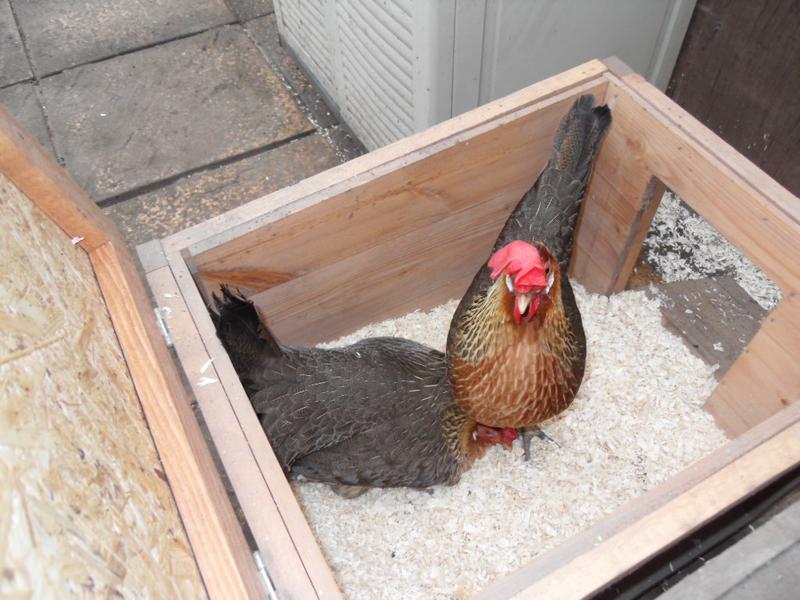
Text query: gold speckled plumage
449 257 583 428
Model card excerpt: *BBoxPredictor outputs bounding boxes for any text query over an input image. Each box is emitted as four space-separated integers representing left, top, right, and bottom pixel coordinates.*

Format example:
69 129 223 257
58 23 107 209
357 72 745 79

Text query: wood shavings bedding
296 284 727 599
646 191 781 310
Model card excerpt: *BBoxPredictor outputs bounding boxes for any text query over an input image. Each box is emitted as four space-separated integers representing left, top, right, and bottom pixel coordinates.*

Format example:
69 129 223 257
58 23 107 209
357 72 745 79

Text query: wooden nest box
2 59 799 599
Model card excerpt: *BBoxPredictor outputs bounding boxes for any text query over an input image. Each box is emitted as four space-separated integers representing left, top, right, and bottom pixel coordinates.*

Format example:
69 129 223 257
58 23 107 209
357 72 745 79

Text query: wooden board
646 277 767 379
601 74 800 291
145 254 342 600
0 105 264 599
568 68 800 436
245 83 607 344
570 170 665 293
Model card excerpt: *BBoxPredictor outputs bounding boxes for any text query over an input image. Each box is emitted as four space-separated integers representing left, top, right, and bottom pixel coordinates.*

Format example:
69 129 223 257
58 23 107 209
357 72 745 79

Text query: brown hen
446 95 611 457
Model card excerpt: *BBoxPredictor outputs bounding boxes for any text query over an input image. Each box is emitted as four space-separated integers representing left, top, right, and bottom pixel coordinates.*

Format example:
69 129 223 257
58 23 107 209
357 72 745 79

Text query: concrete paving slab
0 82 56 157
41 26 312 202
0 0 31 86
247 15 338 130
661 500 800 599
723 541 800 600
11 0 235 76
227 0 273 21
325 124 366 162
105 133 339 246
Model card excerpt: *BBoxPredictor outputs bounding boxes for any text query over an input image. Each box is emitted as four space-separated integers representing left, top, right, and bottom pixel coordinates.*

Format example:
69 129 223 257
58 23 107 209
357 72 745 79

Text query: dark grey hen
212 287 517 497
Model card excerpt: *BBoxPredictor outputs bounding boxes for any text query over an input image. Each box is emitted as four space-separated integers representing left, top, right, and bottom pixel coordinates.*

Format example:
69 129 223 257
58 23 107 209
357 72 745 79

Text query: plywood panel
479 409 800 599
0 174 207 598
600 75 800 292
0 105 264 600
706 296 800 435
570 167 664 294
251 192 516 345
193 82 607 290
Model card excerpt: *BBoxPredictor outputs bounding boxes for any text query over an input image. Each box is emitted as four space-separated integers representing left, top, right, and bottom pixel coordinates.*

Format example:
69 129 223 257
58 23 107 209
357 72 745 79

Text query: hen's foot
520 426 560 460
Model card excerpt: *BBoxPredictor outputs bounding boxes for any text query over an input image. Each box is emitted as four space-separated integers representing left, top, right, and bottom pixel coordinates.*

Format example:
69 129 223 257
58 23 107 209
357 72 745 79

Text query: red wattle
527 295 541 321
514 294 541 323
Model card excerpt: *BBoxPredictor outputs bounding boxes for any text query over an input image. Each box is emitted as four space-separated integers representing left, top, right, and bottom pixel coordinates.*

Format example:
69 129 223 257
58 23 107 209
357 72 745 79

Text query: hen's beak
515 293 532 316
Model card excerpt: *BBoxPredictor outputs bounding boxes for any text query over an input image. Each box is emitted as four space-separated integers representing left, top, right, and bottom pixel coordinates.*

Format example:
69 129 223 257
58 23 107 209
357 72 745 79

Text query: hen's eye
505 274 515 293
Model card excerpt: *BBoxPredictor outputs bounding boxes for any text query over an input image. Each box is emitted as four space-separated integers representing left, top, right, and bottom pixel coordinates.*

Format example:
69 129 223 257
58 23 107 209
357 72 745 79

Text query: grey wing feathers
247 337 458 487
291 383 457 488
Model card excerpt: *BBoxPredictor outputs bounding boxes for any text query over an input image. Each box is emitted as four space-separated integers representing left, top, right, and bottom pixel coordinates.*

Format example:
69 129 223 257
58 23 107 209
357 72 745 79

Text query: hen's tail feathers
211 285 282 375
550 94 612 186
509 94 610 265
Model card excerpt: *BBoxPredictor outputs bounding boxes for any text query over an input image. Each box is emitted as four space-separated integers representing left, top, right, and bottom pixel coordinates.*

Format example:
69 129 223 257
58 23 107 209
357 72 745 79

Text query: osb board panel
0 174 206 598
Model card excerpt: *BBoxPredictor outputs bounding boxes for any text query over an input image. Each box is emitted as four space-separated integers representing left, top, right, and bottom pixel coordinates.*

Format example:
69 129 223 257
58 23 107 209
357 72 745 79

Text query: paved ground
0 0 364 247
661 495 800 600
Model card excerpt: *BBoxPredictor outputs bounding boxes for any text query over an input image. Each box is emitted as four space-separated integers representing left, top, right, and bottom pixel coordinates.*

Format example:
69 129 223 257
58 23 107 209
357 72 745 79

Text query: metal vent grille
276 0 422 150
277 0 335 92
276 0 694 151
336 0 415 148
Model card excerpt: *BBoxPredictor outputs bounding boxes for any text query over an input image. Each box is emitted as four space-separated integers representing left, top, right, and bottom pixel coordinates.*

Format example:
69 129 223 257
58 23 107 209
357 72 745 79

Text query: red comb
487 241 548 293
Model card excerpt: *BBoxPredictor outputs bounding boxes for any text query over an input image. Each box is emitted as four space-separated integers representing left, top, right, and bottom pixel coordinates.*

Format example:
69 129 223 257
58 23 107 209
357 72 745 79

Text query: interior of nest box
179 82 789 598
